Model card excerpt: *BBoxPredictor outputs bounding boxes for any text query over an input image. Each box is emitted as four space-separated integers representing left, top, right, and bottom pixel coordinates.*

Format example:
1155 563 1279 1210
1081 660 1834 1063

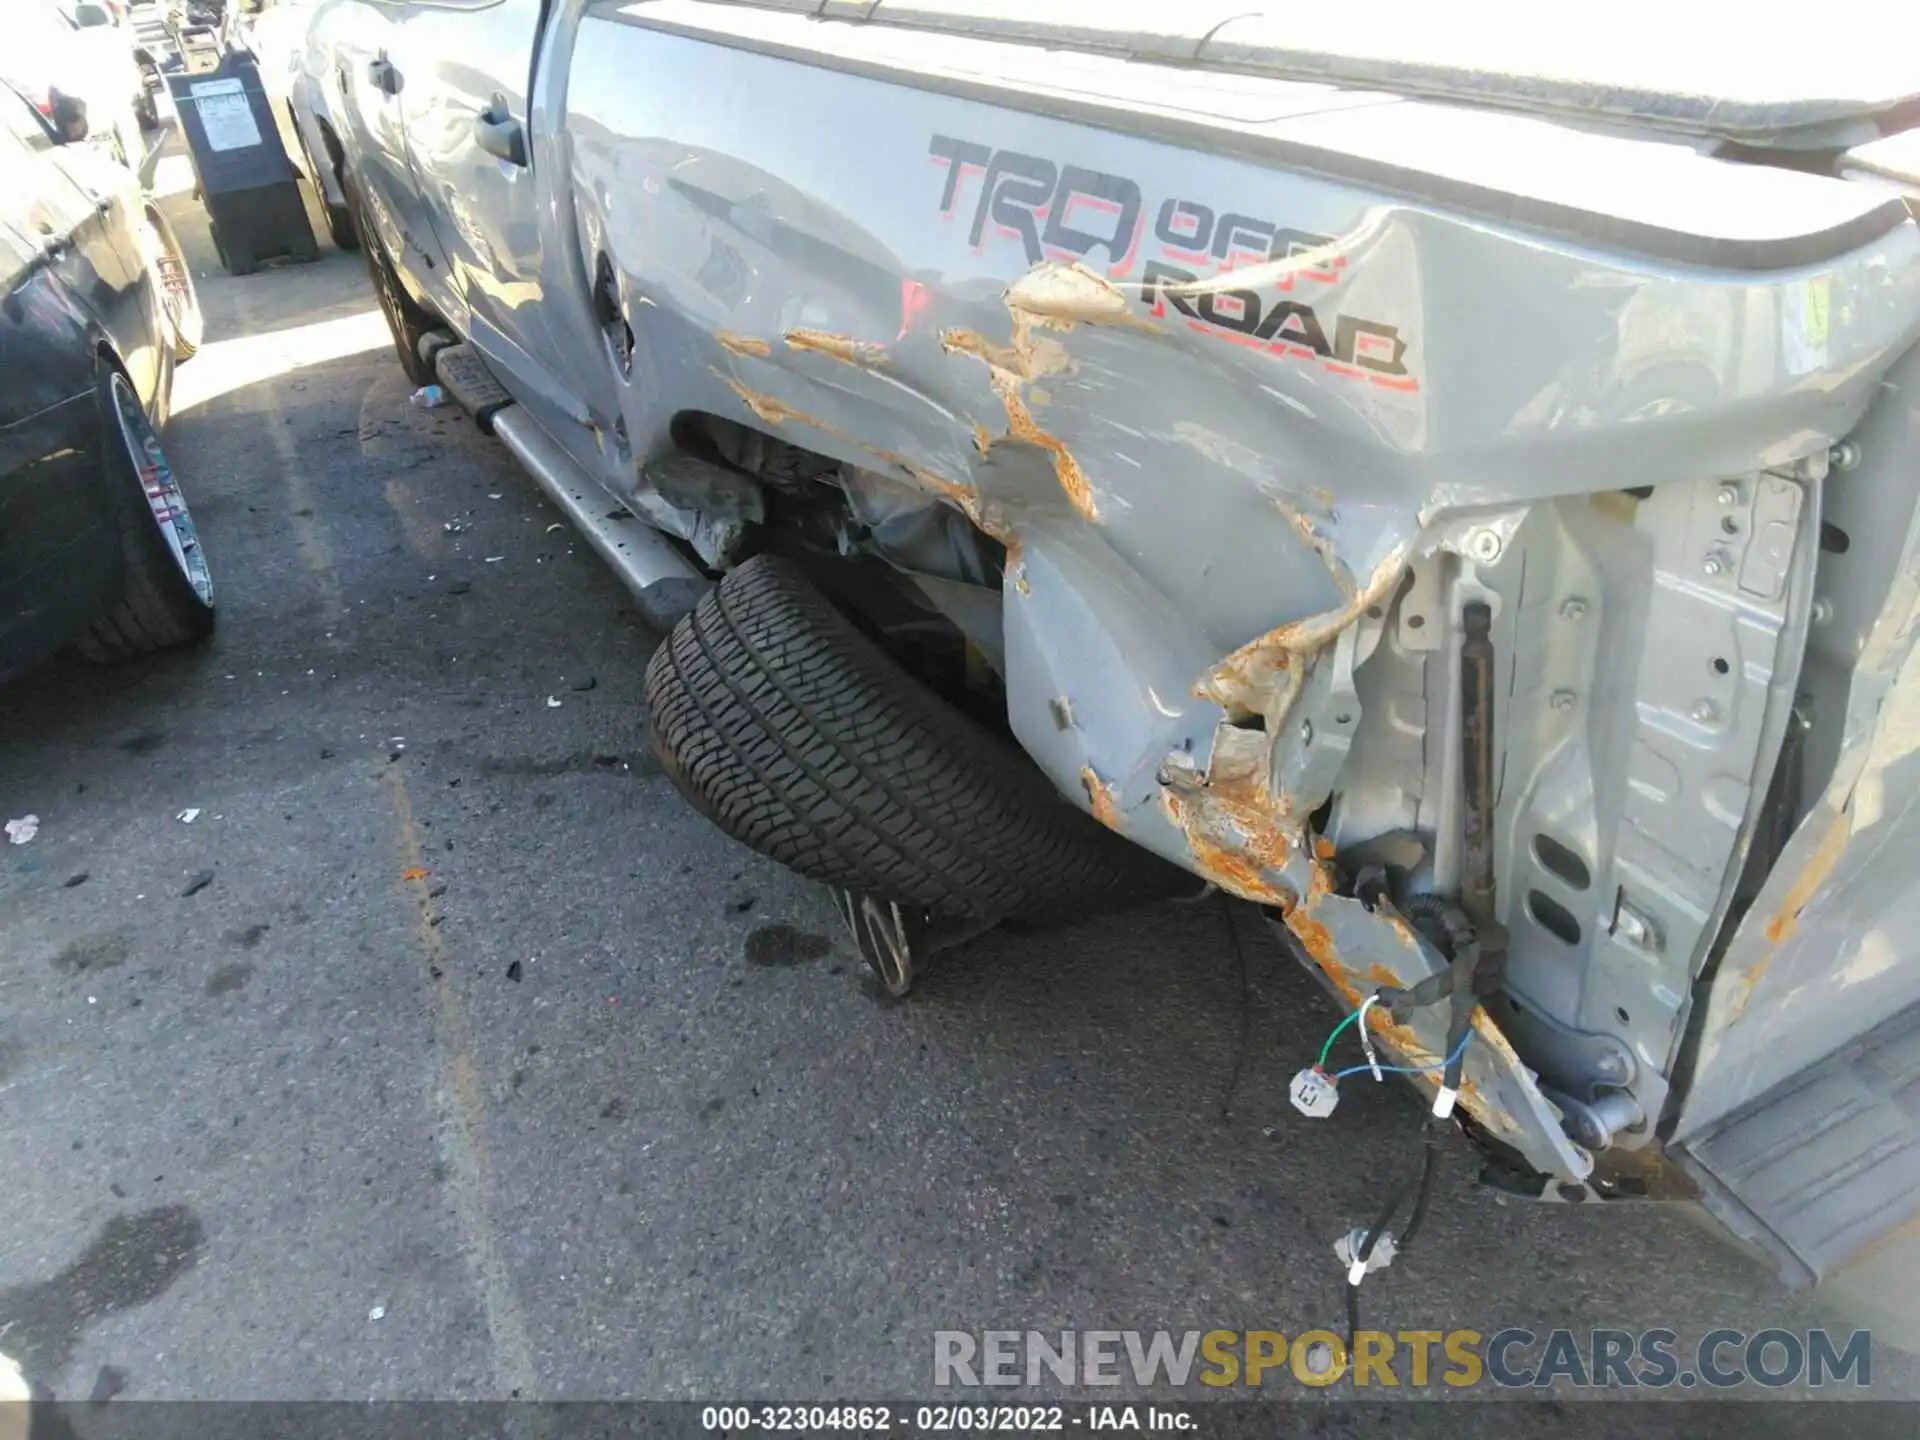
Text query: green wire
1318 1008 1363 1067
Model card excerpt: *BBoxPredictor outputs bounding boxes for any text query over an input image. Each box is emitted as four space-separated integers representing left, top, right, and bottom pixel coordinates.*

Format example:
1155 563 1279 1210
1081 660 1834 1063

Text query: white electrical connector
1290 1067 1340 1118
1335 1227 1397 1284
1432 1085 1459 1120
1357 994 1383 1081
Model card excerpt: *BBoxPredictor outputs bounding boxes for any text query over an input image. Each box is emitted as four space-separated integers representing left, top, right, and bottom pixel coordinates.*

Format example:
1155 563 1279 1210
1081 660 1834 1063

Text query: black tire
345 174 437 386
324 199 360 252
290 112 359 252
76 367 215 661
645 555 1178 925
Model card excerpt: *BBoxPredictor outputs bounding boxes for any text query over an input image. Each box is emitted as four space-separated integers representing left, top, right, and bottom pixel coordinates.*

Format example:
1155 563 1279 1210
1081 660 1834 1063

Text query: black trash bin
166 52 318 276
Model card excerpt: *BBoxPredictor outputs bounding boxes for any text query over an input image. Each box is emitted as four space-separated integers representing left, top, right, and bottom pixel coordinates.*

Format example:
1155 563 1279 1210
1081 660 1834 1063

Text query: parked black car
0 78 211 681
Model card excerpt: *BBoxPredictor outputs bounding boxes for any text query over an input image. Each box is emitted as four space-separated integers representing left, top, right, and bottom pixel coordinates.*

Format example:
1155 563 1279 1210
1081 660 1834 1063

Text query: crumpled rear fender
561 1 1920 1181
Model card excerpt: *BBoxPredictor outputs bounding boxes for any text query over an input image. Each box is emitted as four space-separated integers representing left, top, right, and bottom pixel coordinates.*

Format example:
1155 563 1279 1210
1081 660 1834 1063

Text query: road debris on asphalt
506 960 523 982
570 675 597 692
64 872 88 888
401 866 429 882
181 869 215 898
5 815 38 845
368 1304 386 1321
176 808 201 824
409 385 447 409
547 696 563 708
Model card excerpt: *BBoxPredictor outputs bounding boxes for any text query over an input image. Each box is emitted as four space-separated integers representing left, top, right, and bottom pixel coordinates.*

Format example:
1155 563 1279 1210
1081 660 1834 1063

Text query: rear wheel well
666 410 1010 728
316 116 345 175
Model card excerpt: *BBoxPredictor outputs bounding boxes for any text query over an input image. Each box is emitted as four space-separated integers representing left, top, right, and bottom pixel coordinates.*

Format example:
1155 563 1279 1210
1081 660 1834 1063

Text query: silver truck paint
308 0 1920 1288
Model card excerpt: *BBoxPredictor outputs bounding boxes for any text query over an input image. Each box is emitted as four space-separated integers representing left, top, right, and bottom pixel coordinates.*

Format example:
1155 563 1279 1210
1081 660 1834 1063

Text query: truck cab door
319 0 458 326
396 0 585 438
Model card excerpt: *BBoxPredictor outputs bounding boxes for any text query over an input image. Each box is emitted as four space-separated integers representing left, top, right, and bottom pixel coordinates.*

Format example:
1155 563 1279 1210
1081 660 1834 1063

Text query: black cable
1378 896 1476 1016
1400 1119 1447 1248
1218 896 1252 1122
1333 893 1475 1356
1348 1099 1453 1351
1441 961 1477 1094
1346 1147 1420 1352
1356 1167 1416 1269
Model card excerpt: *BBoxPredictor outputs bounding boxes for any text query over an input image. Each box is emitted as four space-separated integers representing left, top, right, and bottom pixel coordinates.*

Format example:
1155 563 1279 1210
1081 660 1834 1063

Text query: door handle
473 108 526 167
367 56 401 96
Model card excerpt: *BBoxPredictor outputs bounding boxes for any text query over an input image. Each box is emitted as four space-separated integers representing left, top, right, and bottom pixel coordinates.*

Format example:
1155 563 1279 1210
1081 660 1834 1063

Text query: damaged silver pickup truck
305 0 1920 1314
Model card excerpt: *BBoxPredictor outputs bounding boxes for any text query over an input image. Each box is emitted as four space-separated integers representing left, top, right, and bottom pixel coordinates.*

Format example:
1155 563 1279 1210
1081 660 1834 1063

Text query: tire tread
645 556 1175 923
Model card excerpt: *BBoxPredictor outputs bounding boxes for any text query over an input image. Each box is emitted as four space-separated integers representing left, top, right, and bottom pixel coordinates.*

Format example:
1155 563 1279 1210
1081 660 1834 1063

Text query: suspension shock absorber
1456 600 1508 1078
1459 601 1498 933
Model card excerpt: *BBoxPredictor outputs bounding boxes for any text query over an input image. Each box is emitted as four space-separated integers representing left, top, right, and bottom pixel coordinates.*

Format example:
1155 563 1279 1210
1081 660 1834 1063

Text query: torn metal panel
631 452 767 568
1080 766 1123 831
936 263 1169 524
939 318 1095 522
840 465 1004 593
1160 724 1298 904
1196 541 1409 723
1680 558 1920 1130
715 330 772 358
1002 260 1161 333
1674 348 1920 1153
785 326 891 367
717 370 821 431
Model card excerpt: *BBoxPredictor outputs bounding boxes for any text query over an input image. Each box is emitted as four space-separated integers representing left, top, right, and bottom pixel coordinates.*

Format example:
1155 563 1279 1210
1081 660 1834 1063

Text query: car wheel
644 555 1183 928
295 124 361 252
323 199 360 253
141 204 203 361
76 368 215 660
346 175 437 386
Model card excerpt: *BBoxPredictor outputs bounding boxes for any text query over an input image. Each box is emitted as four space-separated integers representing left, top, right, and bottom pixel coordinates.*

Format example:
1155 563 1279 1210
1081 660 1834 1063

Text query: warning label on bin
188 79 261 152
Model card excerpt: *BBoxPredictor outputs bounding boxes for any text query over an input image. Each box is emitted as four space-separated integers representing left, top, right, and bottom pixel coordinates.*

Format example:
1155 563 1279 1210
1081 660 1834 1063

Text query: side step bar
433 342 514 433
489 406 708 632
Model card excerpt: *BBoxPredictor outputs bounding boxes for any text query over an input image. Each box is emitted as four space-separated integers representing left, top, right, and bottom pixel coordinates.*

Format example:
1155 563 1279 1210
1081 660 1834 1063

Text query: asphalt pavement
0 151 1909 1418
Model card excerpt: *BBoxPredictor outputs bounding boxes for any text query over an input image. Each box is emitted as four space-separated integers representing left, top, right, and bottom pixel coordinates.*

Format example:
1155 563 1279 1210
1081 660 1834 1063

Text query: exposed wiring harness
1355 993 1383 1080
1289 884 1484 1356
1313 599 1515 1359
1329 1030 1470 1083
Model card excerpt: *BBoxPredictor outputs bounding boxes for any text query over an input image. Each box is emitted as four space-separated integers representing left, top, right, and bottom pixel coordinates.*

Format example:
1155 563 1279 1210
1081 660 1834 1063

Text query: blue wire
1331 1031 1472 1082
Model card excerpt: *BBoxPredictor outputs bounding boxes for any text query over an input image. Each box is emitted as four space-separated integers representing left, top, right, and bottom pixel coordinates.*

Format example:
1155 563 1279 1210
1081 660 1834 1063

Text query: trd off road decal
928 135 1415 391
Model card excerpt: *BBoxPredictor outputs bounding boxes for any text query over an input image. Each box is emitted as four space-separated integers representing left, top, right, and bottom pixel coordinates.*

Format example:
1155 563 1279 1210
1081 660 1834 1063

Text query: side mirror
49 91 90 144
72 3 114 27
